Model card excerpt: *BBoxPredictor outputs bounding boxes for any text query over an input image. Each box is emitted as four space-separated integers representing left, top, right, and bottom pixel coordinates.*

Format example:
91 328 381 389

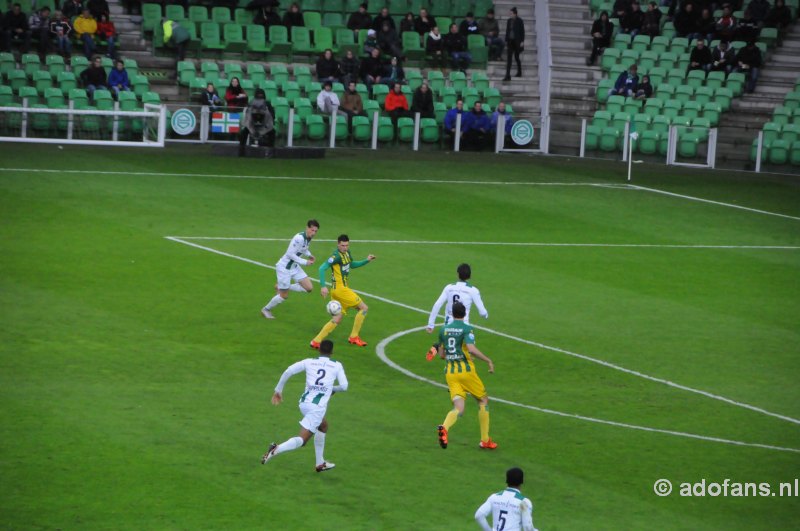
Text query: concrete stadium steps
492 0 539 115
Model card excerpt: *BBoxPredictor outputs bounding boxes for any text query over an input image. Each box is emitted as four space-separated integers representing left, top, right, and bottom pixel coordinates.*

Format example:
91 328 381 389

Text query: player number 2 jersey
274 357 348 409
276 232 312 271
427 281 488 328
475 488 536 531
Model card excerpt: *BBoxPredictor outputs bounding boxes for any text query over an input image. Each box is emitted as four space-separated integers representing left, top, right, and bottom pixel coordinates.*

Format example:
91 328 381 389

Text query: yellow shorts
446 371 487 401
331 287 362 314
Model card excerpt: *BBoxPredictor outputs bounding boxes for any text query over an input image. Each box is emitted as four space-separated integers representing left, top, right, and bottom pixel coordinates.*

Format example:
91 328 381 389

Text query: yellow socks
443 409 460 431
349 310 366 338
313 320 338 343
478 405 490 442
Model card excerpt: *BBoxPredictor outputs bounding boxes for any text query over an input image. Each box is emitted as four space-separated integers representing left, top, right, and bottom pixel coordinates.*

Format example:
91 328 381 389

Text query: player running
261 219 319 319
436 301 497 450
475 467 537 531
310 234 376 348
261 339 347 472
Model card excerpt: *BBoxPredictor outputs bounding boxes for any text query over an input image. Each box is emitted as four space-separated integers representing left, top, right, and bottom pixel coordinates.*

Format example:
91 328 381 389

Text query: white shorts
276 266 308 290
298 402 326 433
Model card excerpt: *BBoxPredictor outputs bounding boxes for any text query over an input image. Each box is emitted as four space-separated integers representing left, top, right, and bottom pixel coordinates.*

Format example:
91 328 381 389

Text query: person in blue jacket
463 101 490 150
444 98 467 149
107 59 130 99
608 64 639 97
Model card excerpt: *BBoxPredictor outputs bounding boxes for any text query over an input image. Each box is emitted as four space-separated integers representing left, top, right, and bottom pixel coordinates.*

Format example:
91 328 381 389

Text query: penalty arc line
376 327 800 454
164 236 800 429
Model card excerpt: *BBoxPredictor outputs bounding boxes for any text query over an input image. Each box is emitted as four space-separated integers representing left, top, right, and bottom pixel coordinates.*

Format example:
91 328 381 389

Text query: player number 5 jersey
475 488 536 531
274 357 348 409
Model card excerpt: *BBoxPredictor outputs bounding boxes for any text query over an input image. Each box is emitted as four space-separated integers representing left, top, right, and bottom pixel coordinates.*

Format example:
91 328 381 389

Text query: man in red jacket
383 82 409 125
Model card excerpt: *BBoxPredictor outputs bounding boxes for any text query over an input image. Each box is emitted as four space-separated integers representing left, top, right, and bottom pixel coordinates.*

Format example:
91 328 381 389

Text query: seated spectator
411 81 434 118
735 40 761 93
426 26 447 69
340 80 365 126
384 82 409 124
316 80 342 115
79 55 106 100
715 5 737 42
711 40 736 74
363 28 378 55
225 76 249 110
372 7 394 31
736 9 760 42
640 2 661 37
107 59 130 98
96 13 116 58
674 3 699 39
620 1 644 36
459 12 480 36
383 56 405 85
463 101 490 150
50 10 72 57
316 48 341 84
360 47 384 93
635 74 653 99
254 7 281 30
587 11 613 66
74 8 97 58
378 21 403 59
696 8 716 42
86 0 109 19
414 8 436 35
399 12 415 34
201 82 223 110
62 0 84 19
283 3 304 30
491 101 513 136
28 5 51 56
347 3 372 33
3 3 32 54
239 89 275 156
478 9 504 60
443 23 471 72
608 64 639 97
612 0 631 20
747 0 771 25
688 38 712 72
340 49 360 86
764 0 792 32
444 98 466 147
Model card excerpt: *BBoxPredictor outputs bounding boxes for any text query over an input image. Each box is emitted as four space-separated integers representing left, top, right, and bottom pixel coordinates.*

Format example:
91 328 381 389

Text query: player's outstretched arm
473 288 489 319
427 287 449 331
467 345 494 373
351 254 376 269
318 261 332 298
332 367 349 393
274 361 306 401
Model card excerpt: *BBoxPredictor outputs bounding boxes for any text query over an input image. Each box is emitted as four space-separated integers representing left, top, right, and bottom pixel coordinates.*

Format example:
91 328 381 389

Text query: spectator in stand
735 40 762 93
316 80 342 115
620 1 644 36
372 7 394 31
674 3 699 39
3 3 31 54
444 23 471 72
414 8 436 35
383 56 405 85
426 26 446 69
107 59 130 99
478 9 504 60
504 7 524 80
340 80 365 127
612 0 631 20
696 8 716 42
283 3 304 30
50 10 72 57
747 0 771 25
74 8 97 58
711 40 736 74
411 81 434 118
715 5 737 42
201 82 223 110
400 12 415 34
86 0 109 19
28 5 51 56
348 3 372 34
764 0 792 37
608 64 639 97
62 0 84 19
688 38 712 72
238 88 275 156
463 101 490 150
254 7 282 30
459 12 480 36
96 13 116 58
444 98 466 147
587 10 613 66
360 47 384 93
635 74 653 99
225 76 249 110
640 2 662 37
79 55 106 100
340 49 360 86
163 18 189 62
736 9 760 41
491 101 513 137
363 28 378 55
377 21 403 59
384 82 409 124
316 48 341 84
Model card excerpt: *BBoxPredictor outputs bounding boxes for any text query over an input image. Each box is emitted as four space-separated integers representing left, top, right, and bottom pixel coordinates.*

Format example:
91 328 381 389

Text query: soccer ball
326 300 342 316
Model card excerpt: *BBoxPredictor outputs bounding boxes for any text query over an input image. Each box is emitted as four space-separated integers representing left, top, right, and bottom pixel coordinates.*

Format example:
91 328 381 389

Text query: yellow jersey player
310 234 376 349
436 301 497 450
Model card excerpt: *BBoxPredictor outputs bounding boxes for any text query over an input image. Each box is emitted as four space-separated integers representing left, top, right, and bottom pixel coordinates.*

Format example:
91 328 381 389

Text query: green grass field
1 144 799 530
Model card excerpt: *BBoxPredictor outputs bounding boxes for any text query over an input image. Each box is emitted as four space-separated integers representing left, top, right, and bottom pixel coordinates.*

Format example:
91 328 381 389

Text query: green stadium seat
94 89 114 110
596 79 614 104
585 124 600 150
686 69 705 89
714 87 733 111
323 12 345 34
650 36 669 54
601 48 621 71
592 110 612 129
305 80 322 98
784 91 800 110
132 75 149 98
304 11 323 29
623 97 641 116
260 79 279 100
323 0 344 13
433 101 446 124
314 27 335 53
449 71 467 93
646 66 666 87
599 126 620 151
427 70 444 93
270 64 290 86
471 71 489 92
165 5 186 22
142 3 162 34
677 132 700 157
791 141 800 165
373 83 390 104
7 70 27 93
705 70 725 91
335 114 349 140
0 84 12 106
305 114 327 139
57 71 77 93
352 115 372 141
178 61 196 86
46 55 66 79
292 27 315 55
22 53 41 78
32 70 52 93
201 62 221 84
377 116 394 141
632 34 650 53
484 87 501 108
189 5 209 23
336 29 358 55
670 37 688 54
726 72 745 96
430 0 451 17
246 25 271 56
694 86 714 105
224 23 247 53
246 64 266 86
762 121 781 148
657 51 677 69
611 111 631 132
403 31 425 61
294 97 313 119
240 78 255 91
364 98 380 117
304 0 323 11
405 69 423 91
440 86 457 108
667 68 684 87
235 8 251 26
224 62 244 80
772 105 792 126
702 101 721 126
656 83 674 98
682 100 701 120
462 87 479 109
295 64 313 86
212 6 233 24
142 91 161 105
639 50 658 72
782 124 800 145
606 95 624 114
200 22 227 55
389 0 410 15
663 99 682 120
768 139 789 164
282 80 301 101
675 84 694 102
467 34 488 66
613 33 632 50
620 49 639 66
637 130 660 154
643 97 663 118
421 117 439 142
18 85 39 104
269 26 293 58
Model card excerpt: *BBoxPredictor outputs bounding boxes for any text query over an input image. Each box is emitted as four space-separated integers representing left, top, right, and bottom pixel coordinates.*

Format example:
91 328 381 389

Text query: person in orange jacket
383 82 409 125
96 13 116 58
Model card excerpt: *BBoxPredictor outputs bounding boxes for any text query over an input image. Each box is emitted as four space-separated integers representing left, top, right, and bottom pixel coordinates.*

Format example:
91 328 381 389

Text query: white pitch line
630 184 800 222
168 236 800 250
165 236 800 428
376 327 800 454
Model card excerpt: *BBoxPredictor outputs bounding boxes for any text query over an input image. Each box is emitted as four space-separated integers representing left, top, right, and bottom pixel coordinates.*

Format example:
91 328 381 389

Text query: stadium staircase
491 0 539 117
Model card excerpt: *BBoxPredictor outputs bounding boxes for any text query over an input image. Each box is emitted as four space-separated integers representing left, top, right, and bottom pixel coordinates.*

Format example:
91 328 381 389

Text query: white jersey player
475 468 537 531
426 263 488 331
261 219 319 319
261 339 348 472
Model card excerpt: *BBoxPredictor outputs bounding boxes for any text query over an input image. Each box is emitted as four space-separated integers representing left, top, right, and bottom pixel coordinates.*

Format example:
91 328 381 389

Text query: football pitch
1 144 799 530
